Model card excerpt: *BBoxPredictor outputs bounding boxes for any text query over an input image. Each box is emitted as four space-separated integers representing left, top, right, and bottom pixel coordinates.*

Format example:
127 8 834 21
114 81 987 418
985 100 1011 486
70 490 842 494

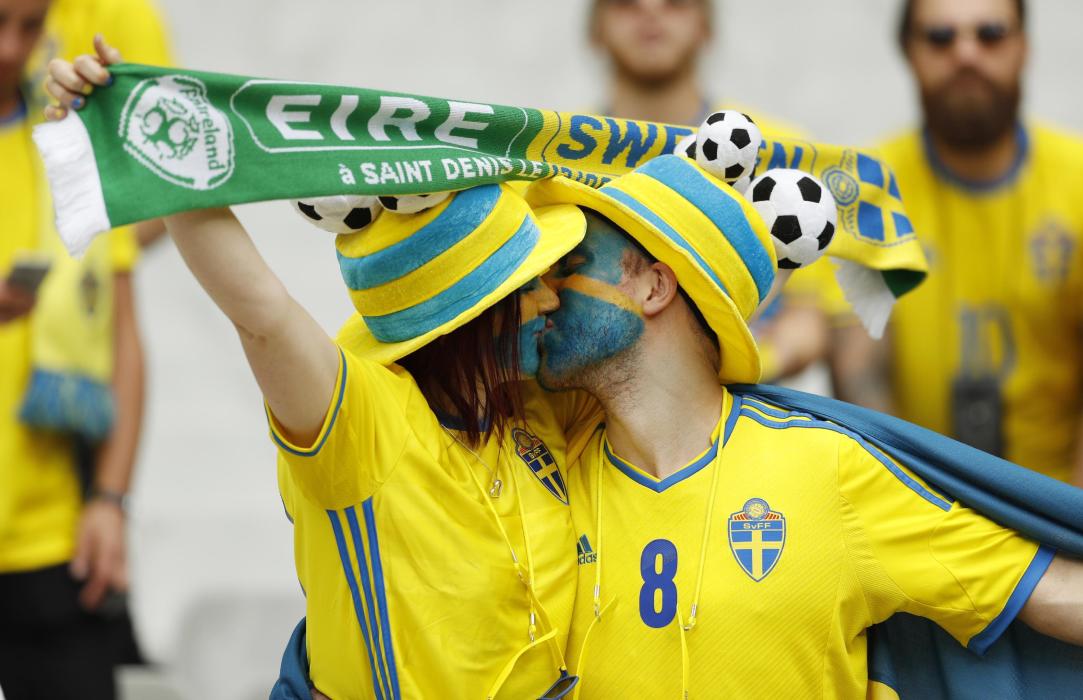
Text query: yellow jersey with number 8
565 390 1050 698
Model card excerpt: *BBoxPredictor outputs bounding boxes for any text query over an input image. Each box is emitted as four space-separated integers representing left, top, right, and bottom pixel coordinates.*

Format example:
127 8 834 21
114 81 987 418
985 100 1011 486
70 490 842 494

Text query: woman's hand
44 34 122 121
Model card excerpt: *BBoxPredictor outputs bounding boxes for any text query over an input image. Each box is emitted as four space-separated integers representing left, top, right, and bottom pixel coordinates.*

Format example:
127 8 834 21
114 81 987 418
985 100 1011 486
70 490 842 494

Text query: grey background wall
123 1 1083 697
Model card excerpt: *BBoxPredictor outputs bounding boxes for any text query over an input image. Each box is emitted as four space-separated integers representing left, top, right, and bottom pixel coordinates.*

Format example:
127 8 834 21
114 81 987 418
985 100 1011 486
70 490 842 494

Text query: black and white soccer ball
695 111 762 183
292 195 382 234
674 132 698 159
745 169 837 269
378 191 451 214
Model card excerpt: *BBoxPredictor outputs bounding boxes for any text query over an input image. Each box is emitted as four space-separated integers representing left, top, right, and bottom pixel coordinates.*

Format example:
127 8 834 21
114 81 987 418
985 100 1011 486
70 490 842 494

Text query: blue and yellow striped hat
527 154 777 384
335 183 586 364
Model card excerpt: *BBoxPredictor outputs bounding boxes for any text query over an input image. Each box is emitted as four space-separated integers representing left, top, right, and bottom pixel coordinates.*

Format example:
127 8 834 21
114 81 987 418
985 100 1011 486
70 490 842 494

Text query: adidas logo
576 534 597 565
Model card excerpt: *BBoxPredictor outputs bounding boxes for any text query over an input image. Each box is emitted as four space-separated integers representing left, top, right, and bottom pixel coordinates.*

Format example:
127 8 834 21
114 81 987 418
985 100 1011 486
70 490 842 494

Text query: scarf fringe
832 257 895 339
32 115 111 257
19 368 115 442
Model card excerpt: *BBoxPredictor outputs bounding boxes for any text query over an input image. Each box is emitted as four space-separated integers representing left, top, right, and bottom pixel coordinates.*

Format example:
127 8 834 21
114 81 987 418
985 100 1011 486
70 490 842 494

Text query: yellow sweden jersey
271 348 599 700
882 125 1083 482
565 390 1050 698
0 0 169 571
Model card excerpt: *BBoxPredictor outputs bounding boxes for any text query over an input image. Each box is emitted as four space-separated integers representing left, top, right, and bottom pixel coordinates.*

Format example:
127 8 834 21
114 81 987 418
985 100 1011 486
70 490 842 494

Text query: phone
950 375 1004 457
6 258 52 294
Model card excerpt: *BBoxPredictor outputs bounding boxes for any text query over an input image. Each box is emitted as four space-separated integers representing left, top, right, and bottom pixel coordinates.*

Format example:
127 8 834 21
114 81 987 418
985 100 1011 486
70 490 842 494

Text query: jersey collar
922 122 1029 194
603 391 743 493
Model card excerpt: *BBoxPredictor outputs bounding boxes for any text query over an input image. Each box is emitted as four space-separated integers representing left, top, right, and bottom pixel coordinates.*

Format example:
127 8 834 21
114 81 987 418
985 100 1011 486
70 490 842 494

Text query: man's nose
950 32 987 67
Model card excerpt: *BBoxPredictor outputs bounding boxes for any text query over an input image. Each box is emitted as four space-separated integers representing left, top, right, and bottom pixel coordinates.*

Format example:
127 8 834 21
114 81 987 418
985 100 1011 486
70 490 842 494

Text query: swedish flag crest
512 428 568 504
728 498 786 582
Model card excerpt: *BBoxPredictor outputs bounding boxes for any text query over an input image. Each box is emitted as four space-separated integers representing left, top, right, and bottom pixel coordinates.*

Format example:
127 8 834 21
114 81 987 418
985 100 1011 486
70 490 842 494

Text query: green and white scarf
34 63 927 330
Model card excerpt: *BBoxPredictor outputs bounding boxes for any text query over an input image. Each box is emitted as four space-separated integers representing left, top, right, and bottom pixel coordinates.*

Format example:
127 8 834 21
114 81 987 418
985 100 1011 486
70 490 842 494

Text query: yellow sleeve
43 0 174 66
105 225 139 271
91 0 175 65
837 437 1053 654
266 348 417 509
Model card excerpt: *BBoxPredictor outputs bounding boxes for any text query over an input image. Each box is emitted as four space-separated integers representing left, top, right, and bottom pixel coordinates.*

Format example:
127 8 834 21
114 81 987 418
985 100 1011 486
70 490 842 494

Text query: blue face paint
539 214 646 387
517 315 545 377
496 277 550 379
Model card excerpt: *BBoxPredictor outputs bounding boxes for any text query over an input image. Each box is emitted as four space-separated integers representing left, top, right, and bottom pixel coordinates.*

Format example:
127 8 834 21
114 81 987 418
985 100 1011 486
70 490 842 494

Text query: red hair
397 294 525 446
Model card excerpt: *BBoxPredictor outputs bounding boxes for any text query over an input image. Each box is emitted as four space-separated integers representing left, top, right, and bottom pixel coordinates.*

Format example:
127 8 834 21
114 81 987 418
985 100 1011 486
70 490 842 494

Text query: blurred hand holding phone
6 255 52 293
0 255 51 323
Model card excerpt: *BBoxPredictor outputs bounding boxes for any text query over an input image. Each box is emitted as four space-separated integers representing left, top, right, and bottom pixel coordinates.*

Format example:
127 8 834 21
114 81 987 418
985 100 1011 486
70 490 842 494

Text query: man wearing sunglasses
834 0 1083 488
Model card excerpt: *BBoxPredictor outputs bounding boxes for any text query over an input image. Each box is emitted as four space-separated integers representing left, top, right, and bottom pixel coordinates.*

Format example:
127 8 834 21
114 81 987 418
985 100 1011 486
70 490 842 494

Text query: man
525 154 1083 697
834 0 1083 486
589 0 831 383
589 0 797 138
0 2 170 697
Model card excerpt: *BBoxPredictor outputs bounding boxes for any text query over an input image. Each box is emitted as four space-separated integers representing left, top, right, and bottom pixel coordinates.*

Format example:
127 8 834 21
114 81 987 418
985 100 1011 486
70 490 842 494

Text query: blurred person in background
589 0 833 384
0 1 171 698
833 0 1083 487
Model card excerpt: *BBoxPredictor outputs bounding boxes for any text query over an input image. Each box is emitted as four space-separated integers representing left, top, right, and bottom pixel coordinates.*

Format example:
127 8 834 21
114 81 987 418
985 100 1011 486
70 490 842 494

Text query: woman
46 40 597 699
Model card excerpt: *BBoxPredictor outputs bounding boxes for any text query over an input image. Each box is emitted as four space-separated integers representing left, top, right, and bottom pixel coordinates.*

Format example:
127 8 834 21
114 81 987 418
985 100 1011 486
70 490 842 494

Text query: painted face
539 213 646 389
506 276 559 378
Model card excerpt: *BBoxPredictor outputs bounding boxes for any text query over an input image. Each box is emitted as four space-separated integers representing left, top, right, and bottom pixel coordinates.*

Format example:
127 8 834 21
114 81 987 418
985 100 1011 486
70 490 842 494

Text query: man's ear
641 262 680 318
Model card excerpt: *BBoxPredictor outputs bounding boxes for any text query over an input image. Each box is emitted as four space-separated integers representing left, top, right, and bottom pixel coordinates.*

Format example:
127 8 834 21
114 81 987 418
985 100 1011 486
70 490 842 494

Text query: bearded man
834 0 1083 487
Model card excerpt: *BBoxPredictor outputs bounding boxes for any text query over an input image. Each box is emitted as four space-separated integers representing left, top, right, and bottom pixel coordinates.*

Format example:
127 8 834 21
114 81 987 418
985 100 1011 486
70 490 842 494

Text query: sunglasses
602 0 702 9
538 670 580 700
915 22 1017 49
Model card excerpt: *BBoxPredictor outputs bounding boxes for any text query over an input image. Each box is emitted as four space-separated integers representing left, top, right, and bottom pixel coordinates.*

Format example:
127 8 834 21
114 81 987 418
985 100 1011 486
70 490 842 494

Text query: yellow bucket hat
527 154 777 384
336 183 586 364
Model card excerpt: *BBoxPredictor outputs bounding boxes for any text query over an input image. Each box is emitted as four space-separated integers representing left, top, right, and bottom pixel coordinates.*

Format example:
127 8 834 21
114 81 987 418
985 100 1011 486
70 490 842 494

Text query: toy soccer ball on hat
292 194 382 233
731 174 753 196
674 132 698 158
695 110 762 183
745 168 836 269
378 191 451 214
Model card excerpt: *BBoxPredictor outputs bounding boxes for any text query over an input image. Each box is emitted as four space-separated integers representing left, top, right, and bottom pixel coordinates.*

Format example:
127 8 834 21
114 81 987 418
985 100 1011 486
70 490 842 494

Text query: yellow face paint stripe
559 274 645 316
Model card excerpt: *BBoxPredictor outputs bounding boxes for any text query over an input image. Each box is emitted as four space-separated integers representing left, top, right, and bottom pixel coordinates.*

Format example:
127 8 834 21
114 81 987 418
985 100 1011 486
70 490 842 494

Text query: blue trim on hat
635 155 774 301
363 214 539 343
601 189 731 299
338 184 502 291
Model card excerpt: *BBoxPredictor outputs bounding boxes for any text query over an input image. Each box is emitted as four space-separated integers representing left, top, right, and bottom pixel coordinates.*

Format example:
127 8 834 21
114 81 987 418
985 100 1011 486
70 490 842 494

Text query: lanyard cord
589 408 727 698
684 438 724 632
449 430 570 694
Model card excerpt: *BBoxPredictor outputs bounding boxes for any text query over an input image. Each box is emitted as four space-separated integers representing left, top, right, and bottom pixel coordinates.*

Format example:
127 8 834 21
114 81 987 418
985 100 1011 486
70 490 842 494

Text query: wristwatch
91 487 129 513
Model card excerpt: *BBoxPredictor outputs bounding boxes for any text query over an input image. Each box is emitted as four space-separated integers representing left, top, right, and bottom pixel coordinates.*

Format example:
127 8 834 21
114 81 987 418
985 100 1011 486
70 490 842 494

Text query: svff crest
511 428 568 504
728 498 785 582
